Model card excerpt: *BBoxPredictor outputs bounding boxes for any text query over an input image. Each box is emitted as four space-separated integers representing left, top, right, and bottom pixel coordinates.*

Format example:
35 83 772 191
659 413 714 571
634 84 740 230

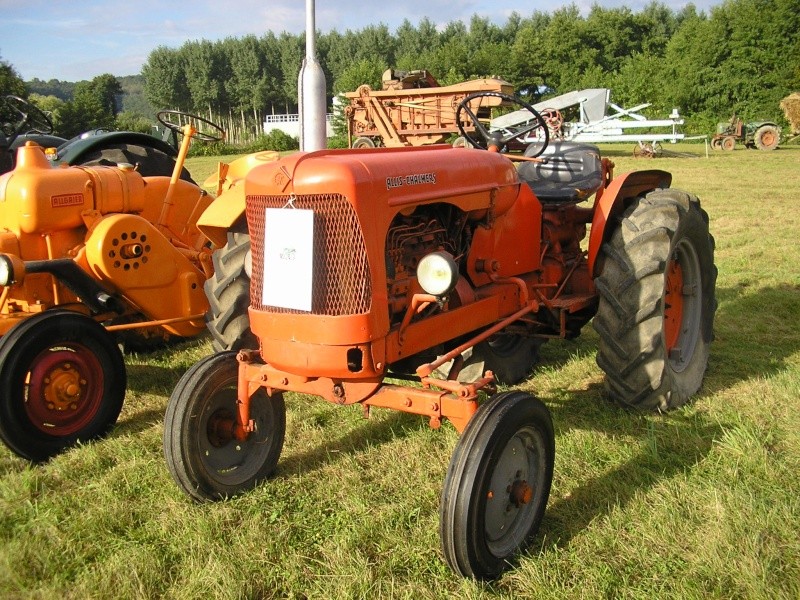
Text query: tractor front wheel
440 391 554 579
0 310 126 462
204 232 257 352
721 136 736 151
352 137 376 149
593 189 717 411
163 351 286 501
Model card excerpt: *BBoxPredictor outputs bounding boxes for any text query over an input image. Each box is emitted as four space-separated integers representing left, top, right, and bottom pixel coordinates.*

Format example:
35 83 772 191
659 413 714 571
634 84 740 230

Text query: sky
0 0 716 83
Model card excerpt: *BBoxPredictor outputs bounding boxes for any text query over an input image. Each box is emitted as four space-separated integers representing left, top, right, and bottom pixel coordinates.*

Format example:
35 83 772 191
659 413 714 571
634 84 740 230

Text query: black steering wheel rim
157 110 225 142
455 91 549 158
2 95 54 138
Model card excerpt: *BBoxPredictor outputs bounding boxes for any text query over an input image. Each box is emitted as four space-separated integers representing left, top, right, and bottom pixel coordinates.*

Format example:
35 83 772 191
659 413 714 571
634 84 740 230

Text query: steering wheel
157 110 225 142
455 91 549 158
1 95 54 138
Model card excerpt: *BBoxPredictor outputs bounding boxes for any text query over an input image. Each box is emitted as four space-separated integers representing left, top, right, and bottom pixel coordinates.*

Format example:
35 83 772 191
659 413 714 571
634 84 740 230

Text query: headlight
417 251 458 297
0 254 24 286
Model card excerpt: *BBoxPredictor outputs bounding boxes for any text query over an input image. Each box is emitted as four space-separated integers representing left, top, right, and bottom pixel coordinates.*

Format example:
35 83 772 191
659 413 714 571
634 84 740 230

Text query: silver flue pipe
297 0 327 151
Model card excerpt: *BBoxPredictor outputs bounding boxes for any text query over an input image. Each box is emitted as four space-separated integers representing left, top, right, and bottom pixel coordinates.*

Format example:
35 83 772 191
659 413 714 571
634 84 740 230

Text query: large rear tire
0 310 125 462
440 391 554 579
455 334 541 385
163 351 286 501
204 232 257 352
78 143 194 181
593 189 716 411
753 125 780 151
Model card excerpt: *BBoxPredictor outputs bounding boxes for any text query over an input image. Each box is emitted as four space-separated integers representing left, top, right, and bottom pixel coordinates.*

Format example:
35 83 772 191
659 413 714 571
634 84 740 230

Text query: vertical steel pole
298 0 327 151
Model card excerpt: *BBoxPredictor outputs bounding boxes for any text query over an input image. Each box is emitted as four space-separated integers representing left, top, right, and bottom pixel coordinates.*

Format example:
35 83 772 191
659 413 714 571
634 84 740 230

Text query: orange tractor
163 91 717 579
0 98 263 462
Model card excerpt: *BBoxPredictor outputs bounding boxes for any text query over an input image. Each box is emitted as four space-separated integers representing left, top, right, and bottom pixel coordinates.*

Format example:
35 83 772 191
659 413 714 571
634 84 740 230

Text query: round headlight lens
0 256 14 286
417 251 458 297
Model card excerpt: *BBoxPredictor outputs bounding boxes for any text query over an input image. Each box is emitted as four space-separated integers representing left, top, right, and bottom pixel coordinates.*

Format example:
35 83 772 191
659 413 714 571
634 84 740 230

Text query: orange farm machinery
163 92 717 579
344 69 514 148
0 98 266 462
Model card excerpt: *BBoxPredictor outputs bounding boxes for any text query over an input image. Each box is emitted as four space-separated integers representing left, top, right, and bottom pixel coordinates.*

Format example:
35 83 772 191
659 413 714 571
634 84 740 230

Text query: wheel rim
196 386 275 487
484 425 546 557
663 238 702 373
25 345 105 436
759 130 777 148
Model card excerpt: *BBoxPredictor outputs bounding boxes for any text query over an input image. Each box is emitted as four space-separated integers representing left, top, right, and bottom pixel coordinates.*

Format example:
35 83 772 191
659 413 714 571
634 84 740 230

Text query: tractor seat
517 141 604 203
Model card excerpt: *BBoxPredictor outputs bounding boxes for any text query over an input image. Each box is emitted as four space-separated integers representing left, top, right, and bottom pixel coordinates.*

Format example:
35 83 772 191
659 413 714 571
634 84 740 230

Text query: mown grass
1 143 799 599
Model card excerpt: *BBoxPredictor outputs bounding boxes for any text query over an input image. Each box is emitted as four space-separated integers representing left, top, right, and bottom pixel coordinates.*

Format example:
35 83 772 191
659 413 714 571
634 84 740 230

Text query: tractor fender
587 169 672 278
196 151 286 248
196 182 247 248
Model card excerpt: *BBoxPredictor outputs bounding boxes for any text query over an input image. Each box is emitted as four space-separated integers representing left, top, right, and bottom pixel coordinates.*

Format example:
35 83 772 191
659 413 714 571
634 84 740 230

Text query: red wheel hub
664 258 685 351
25 347 105 436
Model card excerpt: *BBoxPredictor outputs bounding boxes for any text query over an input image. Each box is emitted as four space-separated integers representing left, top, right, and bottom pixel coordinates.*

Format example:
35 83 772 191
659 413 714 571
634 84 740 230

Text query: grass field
1 143 799 599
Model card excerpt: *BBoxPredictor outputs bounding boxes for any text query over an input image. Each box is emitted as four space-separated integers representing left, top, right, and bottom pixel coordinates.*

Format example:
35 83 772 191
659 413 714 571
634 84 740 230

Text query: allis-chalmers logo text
51 193 84 208
386 172 437 190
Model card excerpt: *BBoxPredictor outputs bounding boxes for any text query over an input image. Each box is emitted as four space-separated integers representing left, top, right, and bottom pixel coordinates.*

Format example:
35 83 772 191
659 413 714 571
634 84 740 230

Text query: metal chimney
298 0 327 151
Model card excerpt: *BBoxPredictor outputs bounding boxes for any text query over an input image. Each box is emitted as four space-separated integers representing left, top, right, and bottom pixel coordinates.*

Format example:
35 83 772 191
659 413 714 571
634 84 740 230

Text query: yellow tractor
0 98 251 462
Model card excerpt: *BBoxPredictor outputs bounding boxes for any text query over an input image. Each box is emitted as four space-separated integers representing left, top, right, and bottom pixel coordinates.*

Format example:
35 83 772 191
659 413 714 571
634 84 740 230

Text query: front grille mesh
247 194 372 315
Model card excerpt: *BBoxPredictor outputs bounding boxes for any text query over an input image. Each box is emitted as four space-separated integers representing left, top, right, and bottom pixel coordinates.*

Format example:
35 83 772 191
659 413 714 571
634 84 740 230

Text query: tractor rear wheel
593 189 716 411
754 125 780 151
440 391 554 579
0 310 125 462
204 232 257 352
448 334 542 385
471 335 541 384
163 351 286 501
78 143 194 181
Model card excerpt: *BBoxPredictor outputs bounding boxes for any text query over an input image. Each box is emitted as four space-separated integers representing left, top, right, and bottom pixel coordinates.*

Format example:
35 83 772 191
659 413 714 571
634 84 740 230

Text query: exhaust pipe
298 0 327 151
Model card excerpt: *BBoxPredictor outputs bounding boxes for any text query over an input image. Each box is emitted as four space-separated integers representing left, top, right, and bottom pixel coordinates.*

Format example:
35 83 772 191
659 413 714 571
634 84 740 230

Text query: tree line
3 0 799 144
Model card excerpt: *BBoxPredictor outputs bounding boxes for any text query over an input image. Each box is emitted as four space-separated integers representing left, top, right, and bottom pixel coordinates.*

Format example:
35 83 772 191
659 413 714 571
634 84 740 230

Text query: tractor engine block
385 205 470 322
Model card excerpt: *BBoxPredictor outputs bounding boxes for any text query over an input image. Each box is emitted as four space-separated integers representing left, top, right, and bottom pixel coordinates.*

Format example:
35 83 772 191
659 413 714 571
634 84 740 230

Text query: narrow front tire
163 351 286 501
440 391 555 579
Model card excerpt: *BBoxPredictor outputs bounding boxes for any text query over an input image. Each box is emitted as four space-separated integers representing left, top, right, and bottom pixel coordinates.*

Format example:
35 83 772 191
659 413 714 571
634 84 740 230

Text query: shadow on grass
703 285 800 392
125 363 190 397
540 390 722 549
521 284 800 553
276 409 428 477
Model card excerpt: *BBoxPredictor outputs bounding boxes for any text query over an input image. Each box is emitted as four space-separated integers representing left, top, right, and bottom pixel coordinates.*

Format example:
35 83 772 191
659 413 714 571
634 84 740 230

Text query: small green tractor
711 116 781 151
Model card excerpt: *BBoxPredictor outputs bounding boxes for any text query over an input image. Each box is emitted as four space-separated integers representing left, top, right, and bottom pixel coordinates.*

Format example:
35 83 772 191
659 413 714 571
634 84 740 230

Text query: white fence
263 113 335 138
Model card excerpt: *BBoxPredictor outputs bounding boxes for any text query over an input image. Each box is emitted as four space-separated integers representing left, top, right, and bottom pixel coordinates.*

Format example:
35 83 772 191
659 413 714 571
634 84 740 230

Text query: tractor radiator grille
247 194 372 315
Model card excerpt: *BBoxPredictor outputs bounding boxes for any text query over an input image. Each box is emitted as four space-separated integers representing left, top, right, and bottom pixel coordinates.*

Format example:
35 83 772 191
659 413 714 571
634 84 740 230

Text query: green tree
395 18 441 63
142 46 190 111
28 94 66 134
277 32 303 113
222 35 275 142
0 55 26 97
115 111 155 134
183 40 228 119
333 57 386 95
52 74 123 137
